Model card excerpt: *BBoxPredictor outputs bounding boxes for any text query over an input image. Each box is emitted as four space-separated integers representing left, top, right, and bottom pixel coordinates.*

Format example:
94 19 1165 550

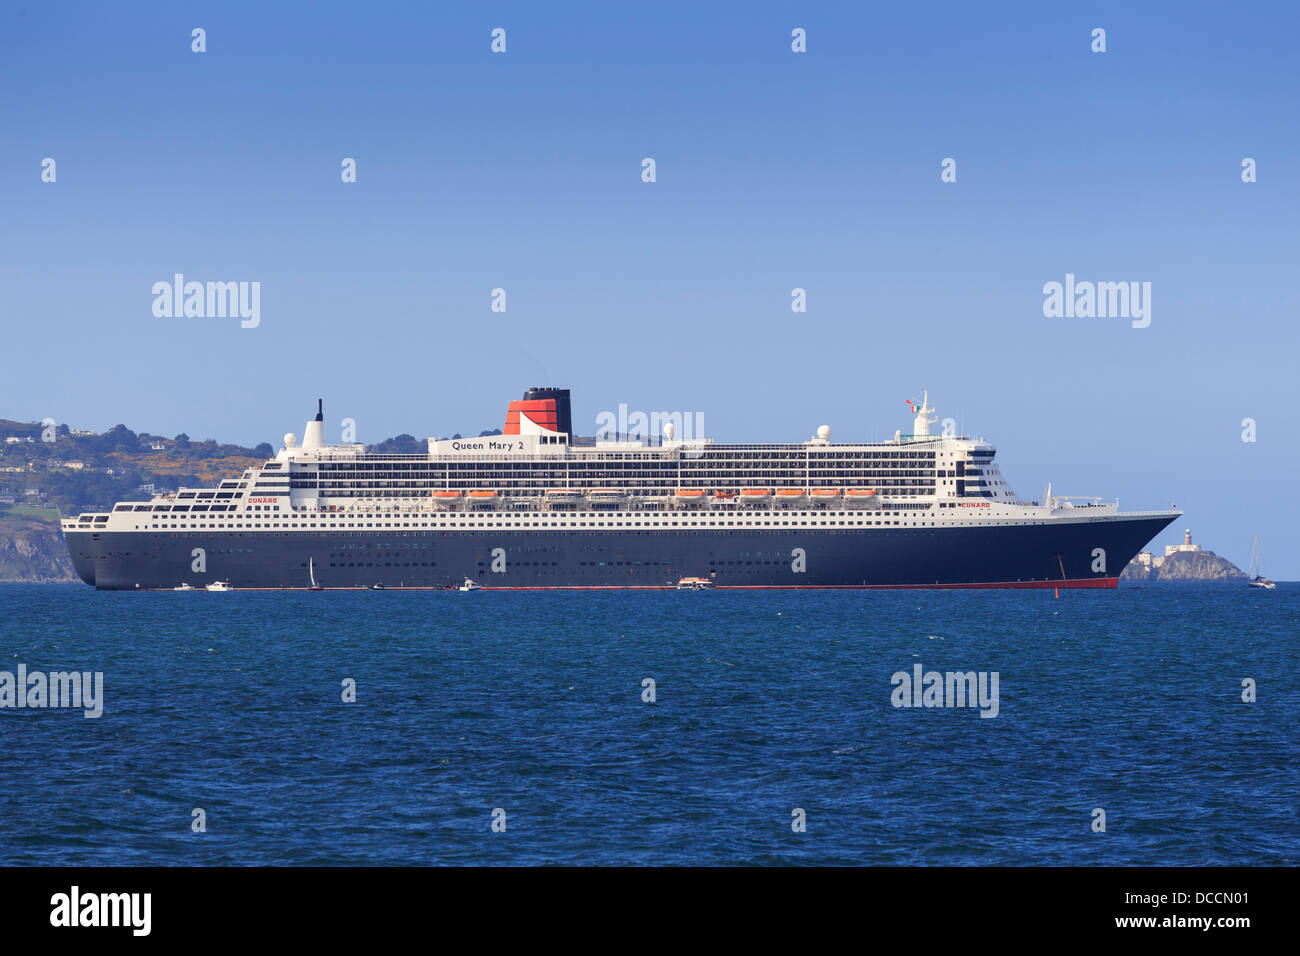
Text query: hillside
0 420 269 516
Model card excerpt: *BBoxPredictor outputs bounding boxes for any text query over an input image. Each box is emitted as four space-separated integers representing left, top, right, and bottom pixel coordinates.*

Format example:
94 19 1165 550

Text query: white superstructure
63 392 1160 539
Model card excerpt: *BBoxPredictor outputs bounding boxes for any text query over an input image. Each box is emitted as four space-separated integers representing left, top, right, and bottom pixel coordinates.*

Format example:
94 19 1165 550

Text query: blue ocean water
0 583 1294 866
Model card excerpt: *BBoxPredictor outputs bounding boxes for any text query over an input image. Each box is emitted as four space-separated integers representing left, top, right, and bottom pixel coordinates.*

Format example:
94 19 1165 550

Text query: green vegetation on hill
4 504 59 519
366 434 425 455
0 418 277 515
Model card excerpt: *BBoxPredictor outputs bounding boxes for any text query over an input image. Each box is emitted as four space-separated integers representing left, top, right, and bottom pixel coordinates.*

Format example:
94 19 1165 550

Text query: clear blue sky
2 1 1297 575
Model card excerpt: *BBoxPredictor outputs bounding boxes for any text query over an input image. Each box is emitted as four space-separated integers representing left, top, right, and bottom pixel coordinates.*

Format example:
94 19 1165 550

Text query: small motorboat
676 576 715 590
369 583 387 591
173 583 195 591
205 581 232 592
458 578 482 591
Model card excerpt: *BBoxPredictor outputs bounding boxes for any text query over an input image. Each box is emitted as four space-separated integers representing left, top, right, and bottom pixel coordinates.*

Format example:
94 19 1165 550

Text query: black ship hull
65 513 1177 590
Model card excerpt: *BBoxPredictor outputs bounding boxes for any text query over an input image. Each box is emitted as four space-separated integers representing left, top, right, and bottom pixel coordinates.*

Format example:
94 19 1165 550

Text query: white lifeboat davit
545 489 584 502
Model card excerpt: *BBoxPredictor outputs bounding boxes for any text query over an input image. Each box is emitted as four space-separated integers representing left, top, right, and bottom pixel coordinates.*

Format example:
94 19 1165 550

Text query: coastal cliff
1120 549 1248 583
0 513 77 583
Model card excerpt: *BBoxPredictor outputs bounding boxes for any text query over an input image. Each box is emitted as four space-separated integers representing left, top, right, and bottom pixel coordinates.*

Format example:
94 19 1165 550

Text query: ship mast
910 391 937 438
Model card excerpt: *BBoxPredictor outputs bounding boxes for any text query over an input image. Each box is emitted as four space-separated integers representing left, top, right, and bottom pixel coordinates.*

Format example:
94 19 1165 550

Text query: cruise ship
62 388 1179 590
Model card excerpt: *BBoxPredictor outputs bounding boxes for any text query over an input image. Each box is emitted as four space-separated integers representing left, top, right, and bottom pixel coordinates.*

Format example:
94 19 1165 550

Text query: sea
0 583 1295 866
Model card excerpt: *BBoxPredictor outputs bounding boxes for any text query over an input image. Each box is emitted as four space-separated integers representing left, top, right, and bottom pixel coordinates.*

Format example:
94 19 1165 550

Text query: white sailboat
307 557 324 591
1248 533 1275 589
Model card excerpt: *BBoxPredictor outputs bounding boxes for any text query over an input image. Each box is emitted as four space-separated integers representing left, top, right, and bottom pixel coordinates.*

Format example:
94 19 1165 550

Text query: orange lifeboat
775 488 807 506
739 488 772 505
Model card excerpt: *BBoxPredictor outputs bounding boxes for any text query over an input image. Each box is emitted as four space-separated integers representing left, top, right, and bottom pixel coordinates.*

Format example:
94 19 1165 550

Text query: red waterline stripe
719 577 1118 590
